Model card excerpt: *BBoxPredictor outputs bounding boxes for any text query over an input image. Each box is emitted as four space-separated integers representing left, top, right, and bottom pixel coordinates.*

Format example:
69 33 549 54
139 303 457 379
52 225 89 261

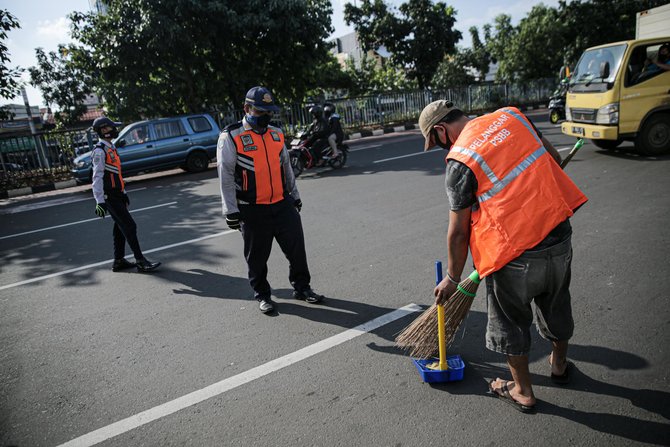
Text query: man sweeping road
419 100 587 413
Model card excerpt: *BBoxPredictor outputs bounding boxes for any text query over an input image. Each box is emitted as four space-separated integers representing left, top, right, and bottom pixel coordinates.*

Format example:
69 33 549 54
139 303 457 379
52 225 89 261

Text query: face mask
433 123 451 150
246 113 272 129
102 128 119 139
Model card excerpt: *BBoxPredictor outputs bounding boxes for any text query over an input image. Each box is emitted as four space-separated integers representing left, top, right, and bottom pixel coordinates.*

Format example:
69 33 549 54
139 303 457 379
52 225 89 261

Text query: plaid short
485 236 574 356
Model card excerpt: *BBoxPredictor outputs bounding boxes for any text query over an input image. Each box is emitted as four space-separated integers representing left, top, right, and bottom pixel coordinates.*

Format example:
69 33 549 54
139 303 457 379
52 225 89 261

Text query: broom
395 138 585 359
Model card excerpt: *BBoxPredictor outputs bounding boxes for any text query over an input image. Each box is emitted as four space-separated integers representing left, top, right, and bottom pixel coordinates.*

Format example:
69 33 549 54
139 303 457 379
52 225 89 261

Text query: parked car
71 114 220 184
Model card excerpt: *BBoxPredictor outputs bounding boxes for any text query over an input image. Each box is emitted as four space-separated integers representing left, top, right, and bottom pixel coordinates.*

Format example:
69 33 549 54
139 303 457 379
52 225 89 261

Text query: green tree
557 0 669 67
69 0 336 121
342 54 417 95
508 5 564 81
463 26 490 81
29 45 92 127
0 9 22 120
431 50 475 88
345 0 462 89
482 14 517 82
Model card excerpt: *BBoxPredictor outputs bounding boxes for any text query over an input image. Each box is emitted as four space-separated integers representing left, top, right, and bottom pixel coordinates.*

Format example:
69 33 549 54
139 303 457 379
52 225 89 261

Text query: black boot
136 258 161 272
112 258 136 272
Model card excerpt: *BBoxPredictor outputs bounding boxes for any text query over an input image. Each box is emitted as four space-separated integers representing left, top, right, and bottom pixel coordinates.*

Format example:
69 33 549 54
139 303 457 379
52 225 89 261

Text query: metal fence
1 78 555 191
212 78 555 134
0 127 97 191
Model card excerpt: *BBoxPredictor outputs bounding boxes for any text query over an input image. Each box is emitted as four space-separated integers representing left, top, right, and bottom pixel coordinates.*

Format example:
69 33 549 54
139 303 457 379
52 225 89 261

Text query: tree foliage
431 51 474 88
556 0 669 66
344 0 461 89
69 0 336 121
0 9 22 120
342 54 417 96
482 0 669 82
29 45 92 127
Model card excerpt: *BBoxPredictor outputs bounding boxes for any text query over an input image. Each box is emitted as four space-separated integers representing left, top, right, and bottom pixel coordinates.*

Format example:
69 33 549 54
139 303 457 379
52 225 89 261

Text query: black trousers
239 199 311 300
105 192 143 260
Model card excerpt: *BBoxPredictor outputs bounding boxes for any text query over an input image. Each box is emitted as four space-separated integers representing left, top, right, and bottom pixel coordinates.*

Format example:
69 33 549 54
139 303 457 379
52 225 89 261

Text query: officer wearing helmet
90 116 160 273
324 104 344 159
217 86 325 314
304 105 330 167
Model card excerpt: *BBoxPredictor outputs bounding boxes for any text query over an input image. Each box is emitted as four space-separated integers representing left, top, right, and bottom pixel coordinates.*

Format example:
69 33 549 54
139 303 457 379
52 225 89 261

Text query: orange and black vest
227 123 288 205
97 143 124 192
446 107 587 277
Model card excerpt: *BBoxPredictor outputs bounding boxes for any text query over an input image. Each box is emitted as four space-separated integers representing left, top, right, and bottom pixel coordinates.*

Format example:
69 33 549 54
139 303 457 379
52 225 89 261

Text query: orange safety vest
446 107 587 277
229 124 287 205
99 143 124 192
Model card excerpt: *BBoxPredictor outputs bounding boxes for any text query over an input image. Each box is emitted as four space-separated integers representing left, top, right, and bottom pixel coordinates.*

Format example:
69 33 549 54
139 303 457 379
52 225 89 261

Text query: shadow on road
378 309 668 444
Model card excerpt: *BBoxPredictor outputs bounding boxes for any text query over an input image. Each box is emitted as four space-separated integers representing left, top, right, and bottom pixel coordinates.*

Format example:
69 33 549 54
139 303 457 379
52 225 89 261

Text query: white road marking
0 202 177 241
557 146 573 152
0 229 237 291
373 151 432 163
0 188 147 215
56 303 422 447
349 144 382 152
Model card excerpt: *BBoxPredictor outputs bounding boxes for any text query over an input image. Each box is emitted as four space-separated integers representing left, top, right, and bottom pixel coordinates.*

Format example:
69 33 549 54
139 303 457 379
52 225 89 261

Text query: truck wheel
636 113 670 156
185 152 209 172
592 139 622 150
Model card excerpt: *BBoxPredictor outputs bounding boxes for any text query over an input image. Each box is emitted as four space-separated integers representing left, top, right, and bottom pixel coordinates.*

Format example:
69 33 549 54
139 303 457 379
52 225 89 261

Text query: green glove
95 203 108 218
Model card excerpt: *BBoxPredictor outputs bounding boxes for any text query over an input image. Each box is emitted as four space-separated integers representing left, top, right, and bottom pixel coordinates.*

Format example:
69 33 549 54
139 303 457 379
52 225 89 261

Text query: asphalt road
1 112 669 447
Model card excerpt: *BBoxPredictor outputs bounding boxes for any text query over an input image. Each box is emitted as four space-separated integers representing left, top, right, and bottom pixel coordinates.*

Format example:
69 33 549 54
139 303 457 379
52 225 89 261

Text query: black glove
226 212 241 230
123 193 130 206
294 199 302 213
95 202 107 218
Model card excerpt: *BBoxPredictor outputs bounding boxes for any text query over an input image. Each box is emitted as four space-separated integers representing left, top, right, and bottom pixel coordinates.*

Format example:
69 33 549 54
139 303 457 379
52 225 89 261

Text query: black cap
244 86 280 112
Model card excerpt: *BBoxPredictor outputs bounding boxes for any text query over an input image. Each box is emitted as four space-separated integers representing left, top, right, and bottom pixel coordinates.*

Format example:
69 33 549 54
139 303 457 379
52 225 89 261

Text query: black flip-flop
551 361 574 385
487 380 536 414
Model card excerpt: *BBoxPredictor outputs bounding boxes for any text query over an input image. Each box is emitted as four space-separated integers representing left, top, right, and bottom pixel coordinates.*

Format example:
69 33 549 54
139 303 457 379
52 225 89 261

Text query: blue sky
2 0 559 108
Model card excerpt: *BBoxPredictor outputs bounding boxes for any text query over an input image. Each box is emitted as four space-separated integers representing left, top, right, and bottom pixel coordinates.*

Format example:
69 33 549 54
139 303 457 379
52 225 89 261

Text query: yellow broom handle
437 303 447 370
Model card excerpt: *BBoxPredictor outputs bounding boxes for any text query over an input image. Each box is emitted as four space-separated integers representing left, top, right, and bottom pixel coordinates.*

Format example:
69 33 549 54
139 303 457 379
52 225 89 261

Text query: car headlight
565 107 572 121
596 102 619 125
75 160 89 168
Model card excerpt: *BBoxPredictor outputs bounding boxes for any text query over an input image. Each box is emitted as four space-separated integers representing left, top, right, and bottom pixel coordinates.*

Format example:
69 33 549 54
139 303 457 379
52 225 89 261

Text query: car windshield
569 44 626 91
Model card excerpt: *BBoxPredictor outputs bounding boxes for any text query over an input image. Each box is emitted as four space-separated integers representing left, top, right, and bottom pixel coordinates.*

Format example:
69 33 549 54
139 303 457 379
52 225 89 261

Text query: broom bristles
395 271 481 359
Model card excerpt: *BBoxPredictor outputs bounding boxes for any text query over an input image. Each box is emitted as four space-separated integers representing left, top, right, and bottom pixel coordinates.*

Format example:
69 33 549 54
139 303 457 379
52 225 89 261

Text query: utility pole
21 86 47 168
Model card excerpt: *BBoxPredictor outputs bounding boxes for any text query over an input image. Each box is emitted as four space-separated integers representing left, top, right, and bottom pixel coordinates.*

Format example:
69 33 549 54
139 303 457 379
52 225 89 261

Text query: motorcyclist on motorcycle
304 105 330 166
324 104 344 159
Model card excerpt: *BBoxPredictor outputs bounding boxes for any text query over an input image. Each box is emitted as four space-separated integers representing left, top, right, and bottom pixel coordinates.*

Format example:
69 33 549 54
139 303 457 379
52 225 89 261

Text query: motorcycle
289 133 348 178
548 79 568 124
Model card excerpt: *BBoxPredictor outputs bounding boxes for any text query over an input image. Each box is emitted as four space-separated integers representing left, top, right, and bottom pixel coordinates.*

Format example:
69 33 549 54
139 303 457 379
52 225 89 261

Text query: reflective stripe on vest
100 144 124 191
230 125 286 205
446 107 587 277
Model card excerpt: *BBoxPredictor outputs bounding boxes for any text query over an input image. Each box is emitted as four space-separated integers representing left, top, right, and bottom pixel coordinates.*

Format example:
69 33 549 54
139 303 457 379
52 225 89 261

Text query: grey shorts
485 236 574 356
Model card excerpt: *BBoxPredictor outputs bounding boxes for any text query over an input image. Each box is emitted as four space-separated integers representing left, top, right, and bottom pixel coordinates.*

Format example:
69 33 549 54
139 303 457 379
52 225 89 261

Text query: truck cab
561 37 670 155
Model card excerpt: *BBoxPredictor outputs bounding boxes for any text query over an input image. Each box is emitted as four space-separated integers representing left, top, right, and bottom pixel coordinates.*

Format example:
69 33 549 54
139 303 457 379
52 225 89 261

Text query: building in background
89 0 107 15
330 32 388 69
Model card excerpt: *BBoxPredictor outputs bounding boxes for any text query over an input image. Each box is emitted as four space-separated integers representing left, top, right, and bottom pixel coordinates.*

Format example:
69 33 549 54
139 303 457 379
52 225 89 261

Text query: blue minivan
72 114 220 183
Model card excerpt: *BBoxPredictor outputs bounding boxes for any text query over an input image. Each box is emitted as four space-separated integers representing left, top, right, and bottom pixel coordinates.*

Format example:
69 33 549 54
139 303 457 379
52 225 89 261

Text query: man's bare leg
490 354 536 407
549 340 569 375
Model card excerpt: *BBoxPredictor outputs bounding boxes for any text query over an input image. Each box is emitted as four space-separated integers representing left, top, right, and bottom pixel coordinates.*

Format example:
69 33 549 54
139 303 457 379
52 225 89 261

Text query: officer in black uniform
91 117 160 273
217 86 324 314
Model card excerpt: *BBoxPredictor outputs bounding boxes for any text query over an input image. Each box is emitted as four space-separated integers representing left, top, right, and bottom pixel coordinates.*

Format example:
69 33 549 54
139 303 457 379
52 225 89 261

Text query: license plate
571 126 585 136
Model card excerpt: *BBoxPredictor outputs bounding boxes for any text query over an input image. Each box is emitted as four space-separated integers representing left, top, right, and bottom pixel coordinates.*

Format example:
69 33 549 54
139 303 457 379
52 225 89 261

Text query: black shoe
258 298 276 314
112 258 136 272
136 258 161 272
293 288 324 304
